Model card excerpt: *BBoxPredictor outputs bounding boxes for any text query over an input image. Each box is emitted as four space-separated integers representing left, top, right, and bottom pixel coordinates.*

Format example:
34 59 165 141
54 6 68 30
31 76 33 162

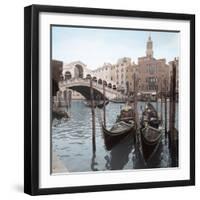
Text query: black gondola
141 103 161 129
140 103 162 162
102 104 136 150
102 121 135 151
141 126 162 162
97 100 109 109
110 99 126 103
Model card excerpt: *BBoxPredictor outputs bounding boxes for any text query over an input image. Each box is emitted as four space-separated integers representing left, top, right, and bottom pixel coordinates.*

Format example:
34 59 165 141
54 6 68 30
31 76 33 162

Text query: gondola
97 100 109 109
140 103 162 162
140 103 161 129
102 104 136 150
141 126 162 162
110 99 126 103
102 121 135 151
83 100 109 108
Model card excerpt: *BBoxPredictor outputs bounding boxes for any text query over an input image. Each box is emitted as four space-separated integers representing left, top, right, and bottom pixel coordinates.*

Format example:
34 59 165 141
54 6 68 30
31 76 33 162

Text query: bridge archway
86 74 92 79
74 64 84 78
98 79 102 84
108 83 112 88
68 85 108 101
103 80 107 86
92 76 97 82
65 71 72 80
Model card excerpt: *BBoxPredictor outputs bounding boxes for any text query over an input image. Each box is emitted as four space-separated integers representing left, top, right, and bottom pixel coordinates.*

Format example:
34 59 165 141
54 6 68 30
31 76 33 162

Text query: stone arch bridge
59 78 122 101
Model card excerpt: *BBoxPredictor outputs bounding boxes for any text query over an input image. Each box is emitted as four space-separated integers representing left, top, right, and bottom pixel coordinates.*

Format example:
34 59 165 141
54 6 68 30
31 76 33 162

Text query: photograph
51 26 179 173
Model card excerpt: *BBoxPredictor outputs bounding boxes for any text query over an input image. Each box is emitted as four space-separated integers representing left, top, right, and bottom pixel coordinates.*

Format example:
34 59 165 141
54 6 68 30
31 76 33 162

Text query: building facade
169 57 179 93
52 59 63 96
137 36 170 94
56 35 176 99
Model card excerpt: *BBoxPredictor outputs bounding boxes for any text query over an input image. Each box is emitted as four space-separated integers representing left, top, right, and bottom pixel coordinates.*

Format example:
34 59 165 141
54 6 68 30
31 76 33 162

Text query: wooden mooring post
169 60 178 167
133 73 139 145
90 79 96 153
133 74 138 119
164 79 168 138
103 81 106 128
156 87 158 112
160 81 163 123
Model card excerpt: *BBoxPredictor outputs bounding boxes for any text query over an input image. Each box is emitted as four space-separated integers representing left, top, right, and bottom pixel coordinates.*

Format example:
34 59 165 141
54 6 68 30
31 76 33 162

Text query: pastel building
137 35 170 93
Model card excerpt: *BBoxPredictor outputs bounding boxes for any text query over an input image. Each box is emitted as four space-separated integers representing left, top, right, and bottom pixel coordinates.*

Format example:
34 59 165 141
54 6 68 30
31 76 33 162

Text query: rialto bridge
54 61 122 106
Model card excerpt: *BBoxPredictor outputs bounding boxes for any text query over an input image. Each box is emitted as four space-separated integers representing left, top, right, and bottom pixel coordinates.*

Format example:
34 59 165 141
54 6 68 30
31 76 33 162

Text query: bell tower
146 34 153 58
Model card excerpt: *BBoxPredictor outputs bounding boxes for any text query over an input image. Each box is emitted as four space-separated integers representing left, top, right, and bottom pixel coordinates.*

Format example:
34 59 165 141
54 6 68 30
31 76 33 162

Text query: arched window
92 76 97 82
74 64 83 78
86 74 91 79
98 79 102 84
64 71 72 80
108 83 112 88
103 80 107 86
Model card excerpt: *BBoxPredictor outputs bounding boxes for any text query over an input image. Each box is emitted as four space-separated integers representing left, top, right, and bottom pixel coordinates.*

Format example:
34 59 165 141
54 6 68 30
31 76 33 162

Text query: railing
59 78 119 95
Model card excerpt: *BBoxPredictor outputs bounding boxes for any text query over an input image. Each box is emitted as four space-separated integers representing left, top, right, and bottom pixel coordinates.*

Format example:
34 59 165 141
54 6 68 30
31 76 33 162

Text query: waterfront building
52 59 63 96
137 35 170 94
56 35 176 99
93 57 137 94
169 57 179 93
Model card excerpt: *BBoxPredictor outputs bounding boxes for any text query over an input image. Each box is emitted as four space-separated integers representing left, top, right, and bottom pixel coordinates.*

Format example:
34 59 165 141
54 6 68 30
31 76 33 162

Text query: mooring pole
171 62 176 140
169 70 173 148
160 81 163 123
169 61 177 146
68 90 71 108
133 73 139 145
164 80 168 138
169 60 178 167
156 86 158 112
90 79 96 153
103 81 106 128
133 73 138 119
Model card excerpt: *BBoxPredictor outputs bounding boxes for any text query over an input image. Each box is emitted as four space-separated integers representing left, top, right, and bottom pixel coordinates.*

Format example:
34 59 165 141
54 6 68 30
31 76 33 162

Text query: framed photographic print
24 4 195 195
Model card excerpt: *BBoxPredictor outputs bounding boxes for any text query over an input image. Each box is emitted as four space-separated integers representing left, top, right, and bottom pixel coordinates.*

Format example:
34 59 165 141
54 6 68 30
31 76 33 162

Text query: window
149 65 156 74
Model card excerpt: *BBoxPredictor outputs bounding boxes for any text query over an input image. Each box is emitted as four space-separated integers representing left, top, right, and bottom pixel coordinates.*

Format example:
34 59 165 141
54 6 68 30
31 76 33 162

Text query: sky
52 26 179 70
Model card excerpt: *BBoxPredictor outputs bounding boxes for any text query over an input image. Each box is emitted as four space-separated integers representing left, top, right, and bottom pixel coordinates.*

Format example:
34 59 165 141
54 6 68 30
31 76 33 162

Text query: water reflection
104 134 134 170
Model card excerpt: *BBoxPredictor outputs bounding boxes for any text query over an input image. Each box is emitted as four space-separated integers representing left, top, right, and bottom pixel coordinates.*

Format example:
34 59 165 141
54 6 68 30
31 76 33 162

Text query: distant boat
52 109 69 120
102 104 136 150
140 103 162 162
110 99 126 103
137 92 157 102
110 97 134 104
83 100 109 108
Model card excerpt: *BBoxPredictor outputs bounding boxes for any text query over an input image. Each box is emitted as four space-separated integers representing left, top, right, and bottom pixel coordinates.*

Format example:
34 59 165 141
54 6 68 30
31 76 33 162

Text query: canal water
52 100 178 173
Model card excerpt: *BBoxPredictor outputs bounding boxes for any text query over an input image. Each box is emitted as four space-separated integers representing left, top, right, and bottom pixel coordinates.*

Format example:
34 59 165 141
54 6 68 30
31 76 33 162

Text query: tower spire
146 33 153 58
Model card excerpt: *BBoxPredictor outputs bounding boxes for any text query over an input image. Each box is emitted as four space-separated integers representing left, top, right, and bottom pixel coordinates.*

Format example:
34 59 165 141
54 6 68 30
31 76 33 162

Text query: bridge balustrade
59 78 117 93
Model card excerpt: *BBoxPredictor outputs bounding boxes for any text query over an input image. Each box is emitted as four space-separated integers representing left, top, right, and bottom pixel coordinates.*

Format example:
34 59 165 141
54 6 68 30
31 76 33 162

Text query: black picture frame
24 4 195 196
